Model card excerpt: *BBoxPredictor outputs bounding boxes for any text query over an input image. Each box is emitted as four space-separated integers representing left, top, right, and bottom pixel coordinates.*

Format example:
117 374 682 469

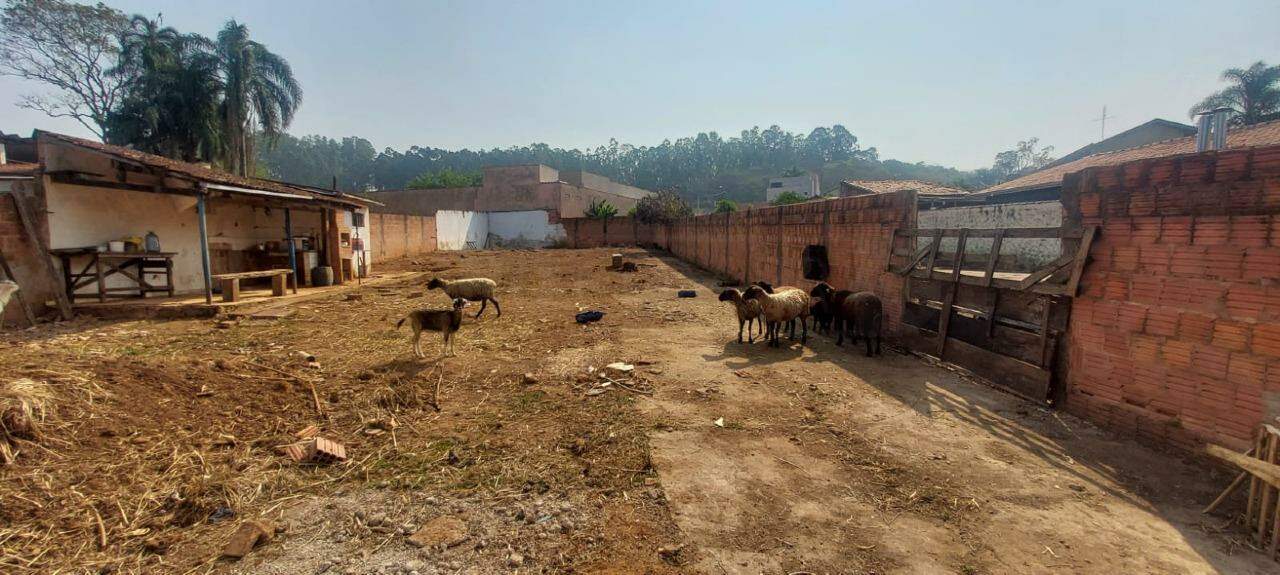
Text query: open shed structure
1 131 378 318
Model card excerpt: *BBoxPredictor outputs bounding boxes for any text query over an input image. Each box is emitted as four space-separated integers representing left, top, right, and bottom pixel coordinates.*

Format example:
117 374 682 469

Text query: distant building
765 173 820 202
839 179 967 199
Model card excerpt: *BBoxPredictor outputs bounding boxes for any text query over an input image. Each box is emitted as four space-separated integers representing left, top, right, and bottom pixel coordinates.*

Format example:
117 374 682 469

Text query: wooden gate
886 226 1096 404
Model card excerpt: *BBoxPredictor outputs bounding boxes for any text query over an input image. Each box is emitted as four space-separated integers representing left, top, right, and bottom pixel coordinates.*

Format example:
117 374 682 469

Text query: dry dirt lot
0 248 1275 574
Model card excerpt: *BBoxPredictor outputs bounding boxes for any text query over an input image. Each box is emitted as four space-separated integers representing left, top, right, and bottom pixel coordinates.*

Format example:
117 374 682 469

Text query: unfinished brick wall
0 181 56 323
565 191 916 335
372 213 436 261
1062 145 1280 451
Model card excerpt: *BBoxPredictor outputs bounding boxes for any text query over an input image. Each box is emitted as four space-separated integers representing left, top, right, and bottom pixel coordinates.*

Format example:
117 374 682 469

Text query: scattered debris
575 311 605 324
406 291 425 299
657 544 684 564
620 261 638 272
733 370 751 379
604 362 635 376
221 519 274 559
1 378 49 465
344 293 362 302
713 417 725 428
283 437 347 464
521 372 539 385
677 290 697 298
294 424 320 439
406 516 469 549
717 279 741 287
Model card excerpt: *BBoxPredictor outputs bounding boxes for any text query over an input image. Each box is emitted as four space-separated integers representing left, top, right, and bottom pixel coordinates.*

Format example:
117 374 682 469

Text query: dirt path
620 255 1274 574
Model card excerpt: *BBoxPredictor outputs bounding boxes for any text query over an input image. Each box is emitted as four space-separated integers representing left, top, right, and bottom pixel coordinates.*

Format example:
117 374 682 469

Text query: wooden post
9 191 72 319
196 191 213 305
285 208 298 292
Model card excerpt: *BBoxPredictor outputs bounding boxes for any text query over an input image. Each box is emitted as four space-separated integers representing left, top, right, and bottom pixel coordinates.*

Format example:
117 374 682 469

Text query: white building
765 173 820 202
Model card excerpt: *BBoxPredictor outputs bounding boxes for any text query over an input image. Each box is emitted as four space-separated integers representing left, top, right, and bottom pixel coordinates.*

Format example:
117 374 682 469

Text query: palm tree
215 20 302 176
106 15 222 161
1190 61 1280 126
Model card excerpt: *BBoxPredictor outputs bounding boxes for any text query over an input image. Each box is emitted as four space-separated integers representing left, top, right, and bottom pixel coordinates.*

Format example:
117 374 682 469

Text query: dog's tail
395 316 406 329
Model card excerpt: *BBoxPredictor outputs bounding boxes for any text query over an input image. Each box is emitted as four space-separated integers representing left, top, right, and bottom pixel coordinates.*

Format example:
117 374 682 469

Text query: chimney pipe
1195 113 1212 152
1211 107 1230 151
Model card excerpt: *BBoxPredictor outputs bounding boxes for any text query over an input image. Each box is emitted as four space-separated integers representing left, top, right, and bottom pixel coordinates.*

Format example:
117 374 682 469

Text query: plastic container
144 231 160 252
108 240 125 252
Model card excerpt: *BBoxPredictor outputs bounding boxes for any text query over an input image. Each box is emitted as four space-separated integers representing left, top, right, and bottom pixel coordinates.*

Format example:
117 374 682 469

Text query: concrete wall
488 210 566 247
435 210 489 250
371 212 436 261
367 165 645 219
1062 144 1280 452
766 174 821 202
917 200 1062 270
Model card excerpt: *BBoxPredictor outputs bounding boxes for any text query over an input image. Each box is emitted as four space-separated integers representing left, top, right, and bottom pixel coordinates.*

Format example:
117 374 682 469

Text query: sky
2 0 1279 170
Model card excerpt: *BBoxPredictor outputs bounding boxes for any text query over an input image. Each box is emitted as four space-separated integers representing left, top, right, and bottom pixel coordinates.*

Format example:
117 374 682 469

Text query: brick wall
564 191 917 336
1062 145 1280 451
371 212 436 261
0 181 56 323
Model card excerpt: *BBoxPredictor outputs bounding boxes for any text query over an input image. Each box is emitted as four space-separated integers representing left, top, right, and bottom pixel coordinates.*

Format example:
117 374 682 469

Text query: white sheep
744 284 810 347
717 288 764 343
426 277 500 318
0 281 18 318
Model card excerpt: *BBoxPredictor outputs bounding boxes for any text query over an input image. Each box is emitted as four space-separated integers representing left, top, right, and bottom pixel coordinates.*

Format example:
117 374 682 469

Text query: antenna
1092 105 1115 140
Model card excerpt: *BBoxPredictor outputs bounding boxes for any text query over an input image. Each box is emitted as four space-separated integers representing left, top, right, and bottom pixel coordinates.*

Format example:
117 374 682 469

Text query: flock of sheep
719 281 883 356
397 277 499 358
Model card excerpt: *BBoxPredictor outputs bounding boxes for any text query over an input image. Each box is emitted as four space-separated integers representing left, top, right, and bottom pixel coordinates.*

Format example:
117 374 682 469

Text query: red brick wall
1062 145 1280 451
372 213 436 261
564 191 917 335
0 181 56 323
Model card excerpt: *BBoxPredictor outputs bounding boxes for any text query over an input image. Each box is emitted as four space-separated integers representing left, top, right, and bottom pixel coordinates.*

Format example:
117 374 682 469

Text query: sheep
0 281 18 318
718 288 764 343
427 277 500 318
397 298 467 358
835 291 883 357
753 281 806 338
743 284 810 347
809 283 852 337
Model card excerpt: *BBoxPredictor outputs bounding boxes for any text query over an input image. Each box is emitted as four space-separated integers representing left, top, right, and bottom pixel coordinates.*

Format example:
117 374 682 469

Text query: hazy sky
2 0 1278 169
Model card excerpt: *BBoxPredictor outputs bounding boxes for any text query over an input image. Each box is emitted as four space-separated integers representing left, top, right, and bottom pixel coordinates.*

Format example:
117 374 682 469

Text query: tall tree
990 138 1054 183
106 15 222 161
215 20 302 176
1190 61 1280 126
0 0 129 139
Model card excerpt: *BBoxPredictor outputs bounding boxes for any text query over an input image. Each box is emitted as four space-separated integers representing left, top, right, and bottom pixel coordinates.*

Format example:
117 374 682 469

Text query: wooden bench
212 269 295 302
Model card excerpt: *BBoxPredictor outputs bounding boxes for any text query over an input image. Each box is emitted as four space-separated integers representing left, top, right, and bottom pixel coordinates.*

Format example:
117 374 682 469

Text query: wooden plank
211 269 294 280
1262 435 1279 545
1249 433 1265 531
883 227 898 272
1038 299 1054 367
984 229 1005 287
893 227 1081 239
924 230 943 277
945 335 1053 402
893 244 933 276
1016 253 1076 291
936 284 957 357
1209 443 1280 489
9 193 73 319
221 278 241 303
1065 225 1099 297
950 229 969 283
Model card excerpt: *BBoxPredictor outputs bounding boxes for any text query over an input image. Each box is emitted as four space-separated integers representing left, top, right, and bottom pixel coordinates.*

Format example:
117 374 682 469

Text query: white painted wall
917 200 1063 270
435 210 489 250
487 210 566 247
765 173 821 202
45 182 327 295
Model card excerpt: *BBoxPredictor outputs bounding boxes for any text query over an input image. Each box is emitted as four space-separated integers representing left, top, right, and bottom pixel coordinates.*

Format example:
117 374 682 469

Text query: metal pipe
1195 113 1212 152
285 208 298 292
196 192 213 305
1211 108 1230 151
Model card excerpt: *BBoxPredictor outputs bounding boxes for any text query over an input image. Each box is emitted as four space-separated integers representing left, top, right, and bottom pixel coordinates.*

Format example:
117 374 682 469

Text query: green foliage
406 168 482 189
781 166 805 177
634 190 693 224
585 199 618 219
215 20 302 176
770 191 808 206
257 132 376 191
0 0 130 138
713 199 737 213
1190 61 1280 126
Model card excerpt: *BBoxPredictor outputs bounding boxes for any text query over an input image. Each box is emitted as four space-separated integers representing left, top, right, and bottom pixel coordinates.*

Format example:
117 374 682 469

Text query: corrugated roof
982 119 1280 194
37 131 374 207
842 179 968 196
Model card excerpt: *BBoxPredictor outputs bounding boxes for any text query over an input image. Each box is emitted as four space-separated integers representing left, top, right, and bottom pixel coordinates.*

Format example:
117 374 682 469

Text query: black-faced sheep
809 283 853 337
835 291 883 357
397 298 467 358
718 288 764 343
427 277 500 318
743 284 810 347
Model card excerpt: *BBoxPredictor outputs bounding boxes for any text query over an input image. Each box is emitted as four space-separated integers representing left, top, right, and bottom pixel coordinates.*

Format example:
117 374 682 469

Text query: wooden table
51 248 177 303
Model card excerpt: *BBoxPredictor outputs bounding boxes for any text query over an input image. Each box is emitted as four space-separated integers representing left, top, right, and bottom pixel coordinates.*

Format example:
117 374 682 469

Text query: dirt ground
0 248 1275 574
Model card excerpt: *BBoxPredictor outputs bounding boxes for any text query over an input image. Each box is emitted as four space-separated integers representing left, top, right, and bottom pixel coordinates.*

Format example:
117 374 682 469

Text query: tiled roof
36 131 374 207
842 179 968 196
982 119 1280 194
